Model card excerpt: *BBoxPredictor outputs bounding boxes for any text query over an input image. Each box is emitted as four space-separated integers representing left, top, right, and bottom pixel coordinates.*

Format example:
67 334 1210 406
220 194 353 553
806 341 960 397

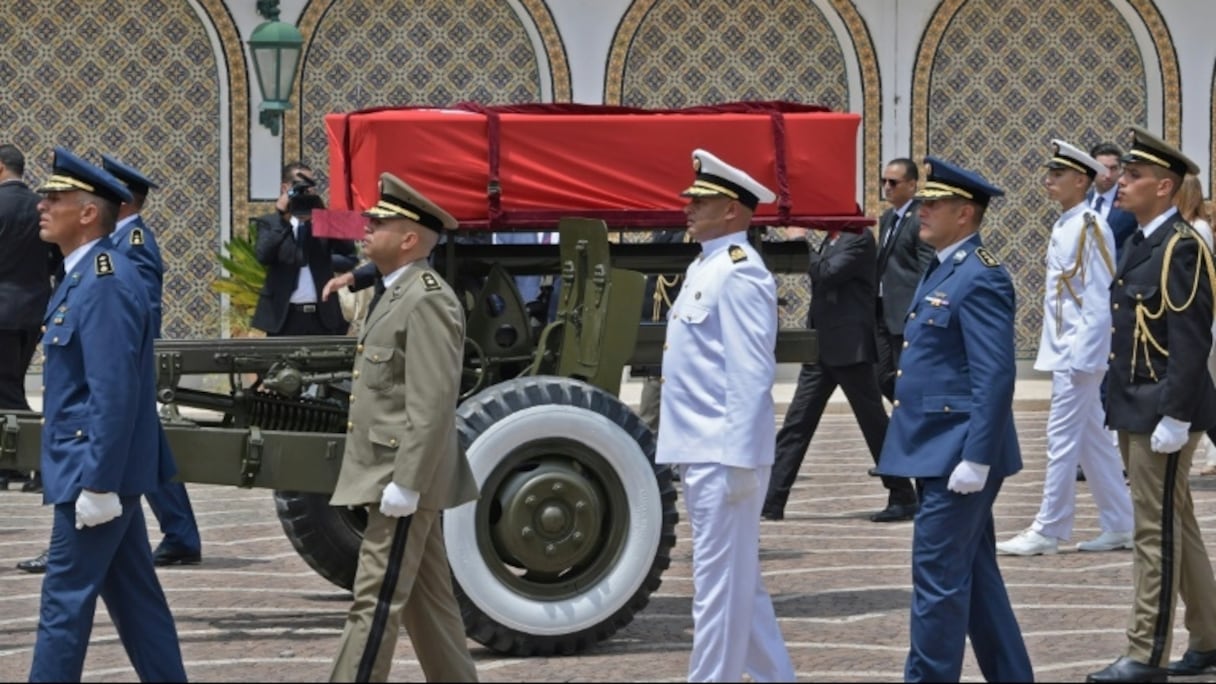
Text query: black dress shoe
1086 656 1167 683
17 550 49 574
21 472 42 493
760 508 784 521
153 546 202 567
870 503 917 523
1077 465 1087 482
1168 648 1216 675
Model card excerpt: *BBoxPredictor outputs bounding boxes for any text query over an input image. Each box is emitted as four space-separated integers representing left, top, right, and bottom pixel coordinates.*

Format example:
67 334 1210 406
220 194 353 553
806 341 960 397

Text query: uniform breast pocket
52 419 89 449
360 345 398 392
44 325 74 350
678 303 711 325
366 425 403 465
923 394 971 414
1124 284 1158 306
919 309 952 329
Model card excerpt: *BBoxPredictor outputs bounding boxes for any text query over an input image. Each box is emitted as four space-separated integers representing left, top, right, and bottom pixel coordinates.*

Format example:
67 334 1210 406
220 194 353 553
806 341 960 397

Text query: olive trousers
1120 431 1216 666
330 507 477 682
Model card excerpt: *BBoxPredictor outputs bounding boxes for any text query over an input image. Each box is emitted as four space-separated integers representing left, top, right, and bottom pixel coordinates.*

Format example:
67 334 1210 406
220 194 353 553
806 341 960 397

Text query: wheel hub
492 461 603 575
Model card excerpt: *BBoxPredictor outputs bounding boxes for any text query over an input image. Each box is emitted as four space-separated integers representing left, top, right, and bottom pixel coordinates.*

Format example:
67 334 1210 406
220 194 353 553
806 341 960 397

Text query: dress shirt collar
381 258 422 289
698 232 747 261
63 237 104 275
1139 207 1177 240
934 232 979 265
1056 200 1087 227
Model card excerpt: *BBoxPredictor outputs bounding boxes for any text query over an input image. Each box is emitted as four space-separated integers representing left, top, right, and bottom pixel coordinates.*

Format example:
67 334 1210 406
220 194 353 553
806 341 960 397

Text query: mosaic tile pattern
608 0 852 328
915 0 1148 357
295 0 555 187
0 1 223 341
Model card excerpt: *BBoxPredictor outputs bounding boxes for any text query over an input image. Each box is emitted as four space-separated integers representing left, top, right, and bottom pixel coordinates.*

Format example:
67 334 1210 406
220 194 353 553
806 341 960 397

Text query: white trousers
1032 369 1133 539
682 463 795 683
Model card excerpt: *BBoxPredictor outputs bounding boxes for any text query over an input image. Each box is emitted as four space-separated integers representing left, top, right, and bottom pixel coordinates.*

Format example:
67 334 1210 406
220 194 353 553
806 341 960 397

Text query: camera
286 175 325 216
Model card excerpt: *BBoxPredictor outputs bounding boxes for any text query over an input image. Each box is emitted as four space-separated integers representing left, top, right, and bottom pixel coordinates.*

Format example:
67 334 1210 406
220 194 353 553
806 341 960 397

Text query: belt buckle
298 303 317 313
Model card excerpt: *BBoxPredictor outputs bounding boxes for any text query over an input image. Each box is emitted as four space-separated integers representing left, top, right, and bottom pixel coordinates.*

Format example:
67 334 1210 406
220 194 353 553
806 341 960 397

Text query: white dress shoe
1076 530 1133 552
996 529 1058 556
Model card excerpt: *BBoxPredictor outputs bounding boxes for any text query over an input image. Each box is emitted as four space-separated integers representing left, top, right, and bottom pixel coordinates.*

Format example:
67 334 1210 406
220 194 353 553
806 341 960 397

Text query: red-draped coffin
325 102 863 231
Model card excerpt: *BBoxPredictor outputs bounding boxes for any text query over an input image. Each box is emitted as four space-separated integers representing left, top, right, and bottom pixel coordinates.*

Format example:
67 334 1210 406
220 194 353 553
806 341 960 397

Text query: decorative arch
910 0 1175 357
604 0 879 215
287 0 571 168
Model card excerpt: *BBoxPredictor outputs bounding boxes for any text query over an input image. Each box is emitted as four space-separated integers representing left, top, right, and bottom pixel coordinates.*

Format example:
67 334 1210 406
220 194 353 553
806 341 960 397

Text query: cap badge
693 157 702 172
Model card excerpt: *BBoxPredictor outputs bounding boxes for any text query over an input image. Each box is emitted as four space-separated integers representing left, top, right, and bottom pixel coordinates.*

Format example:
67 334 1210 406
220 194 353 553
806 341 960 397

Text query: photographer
252 161 358 336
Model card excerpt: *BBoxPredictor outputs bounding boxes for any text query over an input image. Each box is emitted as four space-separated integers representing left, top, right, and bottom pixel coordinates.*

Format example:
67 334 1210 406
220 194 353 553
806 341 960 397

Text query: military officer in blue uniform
17 156 202 574
29 148 185 682
657 149 795 682
1087 128 1216 683
103 154 203 565
875 157 1034 682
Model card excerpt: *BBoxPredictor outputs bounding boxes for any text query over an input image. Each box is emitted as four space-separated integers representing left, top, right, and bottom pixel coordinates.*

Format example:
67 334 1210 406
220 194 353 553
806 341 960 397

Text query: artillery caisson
2 102 867 655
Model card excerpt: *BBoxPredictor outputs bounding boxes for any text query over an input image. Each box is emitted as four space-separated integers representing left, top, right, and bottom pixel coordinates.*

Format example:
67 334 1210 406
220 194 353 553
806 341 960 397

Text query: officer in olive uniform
328 173 479 683
875 157 1033 683
29 148 185 682
1087 128 1216 683
17 156 202 575
658 149 795 682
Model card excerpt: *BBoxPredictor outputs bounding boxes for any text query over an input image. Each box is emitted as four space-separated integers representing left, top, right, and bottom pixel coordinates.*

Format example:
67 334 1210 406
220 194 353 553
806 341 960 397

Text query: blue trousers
30 498 186 682
146 480 201 552
906 476 1034 682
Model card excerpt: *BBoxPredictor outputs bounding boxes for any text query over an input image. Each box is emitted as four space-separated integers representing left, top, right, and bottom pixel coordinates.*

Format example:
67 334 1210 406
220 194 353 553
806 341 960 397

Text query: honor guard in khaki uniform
998 140 1133 556
1088 129 1216 683
657 149 795 682
328 173 479 683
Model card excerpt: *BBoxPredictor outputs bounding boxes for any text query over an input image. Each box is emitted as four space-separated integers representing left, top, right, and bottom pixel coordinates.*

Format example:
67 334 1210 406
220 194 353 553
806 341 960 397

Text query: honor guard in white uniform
997 140 1134 556
657 149 795 682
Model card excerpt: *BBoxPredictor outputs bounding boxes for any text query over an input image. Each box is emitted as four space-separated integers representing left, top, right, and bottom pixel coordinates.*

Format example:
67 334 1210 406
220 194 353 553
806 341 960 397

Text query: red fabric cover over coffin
325 102 863 231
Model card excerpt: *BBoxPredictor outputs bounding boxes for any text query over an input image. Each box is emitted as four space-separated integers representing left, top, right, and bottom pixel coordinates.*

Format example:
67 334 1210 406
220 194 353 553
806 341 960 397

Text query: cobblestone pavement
4 410 1216 681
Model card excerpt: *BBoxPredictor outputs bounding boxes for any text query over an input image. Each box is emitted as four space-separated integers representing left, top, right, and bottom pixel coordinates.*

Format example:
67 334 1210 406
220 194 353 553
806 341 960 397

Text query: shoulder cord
1055 213 1115 332
1131 227 1216 381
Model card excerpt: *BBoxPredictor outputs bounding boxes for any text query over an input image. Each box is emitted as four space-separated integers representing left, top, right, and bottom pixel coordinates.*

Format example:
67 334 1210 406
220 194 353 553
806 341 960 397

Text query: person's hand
947 460 990 495
321 272 355 301
75 490 122 529
1151 416 1190 454
724 466 759 504
380 482 419 518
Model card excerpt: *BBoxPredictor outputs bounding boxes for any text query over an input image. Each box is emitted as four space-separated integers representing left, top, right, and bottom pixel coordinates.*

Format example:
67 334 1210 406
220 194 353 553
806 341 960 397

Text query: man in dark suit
0 144 57 412
876 158 936 401
1088 142 1138 258
875 157 1033 682
762 226 917 523
1087 127 1216 684
252 161 358 336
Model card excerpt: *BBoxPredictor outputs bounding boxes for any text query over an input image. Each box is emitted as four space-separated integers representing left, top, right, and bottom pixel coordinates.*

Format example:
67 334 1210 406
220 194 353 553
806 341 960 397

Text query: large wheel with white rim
447 375 678 656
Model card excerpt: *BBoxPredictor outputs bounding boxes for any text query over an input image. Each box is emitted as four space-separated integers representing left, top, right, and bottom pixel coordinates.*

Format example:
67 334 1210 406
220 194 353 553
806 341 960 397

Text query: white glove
724 466 760 504
947 460 990 495
75 490 122 529
1151 416 1191 454
380 482 419 518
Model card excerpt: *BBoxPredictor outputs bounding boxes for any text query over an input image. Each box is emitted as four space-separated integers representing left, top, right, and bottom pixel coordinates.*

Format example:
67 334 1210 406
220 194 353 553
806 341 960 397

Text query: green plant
212 223 266 333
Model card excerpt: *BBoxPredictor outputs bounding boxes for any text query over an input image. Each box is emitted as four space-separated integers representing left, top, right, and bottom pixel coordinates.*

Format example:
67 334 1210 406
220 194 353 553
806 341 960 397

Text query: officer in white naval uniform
998 139 1134 556
657 149 795 682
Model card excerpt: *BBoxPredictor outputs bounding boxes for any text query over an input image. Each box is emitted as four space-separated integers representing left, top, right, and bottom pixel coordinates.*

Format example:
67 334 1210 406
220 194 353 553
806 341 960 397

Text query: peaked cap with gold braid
1120 125 1199 177
680 148 776 211
915 156 1004 208
36 147 133 205
1044 139 1106 179
362 172 457 231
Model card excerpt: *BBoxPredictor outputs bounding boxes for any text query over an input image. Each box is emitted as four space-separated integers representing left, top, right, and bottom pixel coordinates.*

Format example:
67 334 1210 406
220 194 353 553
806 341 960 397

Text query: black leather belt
289 303 318 313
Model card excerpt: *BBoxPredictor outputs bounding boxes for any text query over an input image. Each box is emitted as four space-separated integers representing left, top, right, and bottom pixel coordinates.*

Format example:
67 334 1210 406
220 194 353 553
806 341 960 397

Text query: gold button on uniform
40 325 47 333
349 395 355 403
1117 278 1124 286
902 341 909 349
1113 303 1119 310
893 399 901 408
347 421 353 431
1109 352 1116 360
662 343 669 351
389 438 399 447
52 337 59 344
660 377 666 384
356 344 364 353
75 429 83 437
943 406 951 413
908 312 917 320
353 370 360 379
896 369 902 377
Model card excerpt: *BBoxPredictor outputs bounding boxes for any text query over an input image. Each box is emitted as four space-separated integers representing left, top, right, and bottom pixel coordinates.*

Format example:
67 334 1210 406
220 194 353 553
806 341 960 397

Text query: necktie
923 256 941 279
367 278 386 318
1131 230 1145 247
1093 195 1105 214
883 213 900 247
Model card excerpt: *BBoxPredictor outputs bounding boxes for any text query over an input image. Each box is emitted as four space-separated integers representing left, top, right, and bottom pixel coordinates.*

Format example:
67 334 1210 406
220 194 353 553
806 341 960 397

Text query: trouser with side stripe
330 507 477 683
1121 431 1216 666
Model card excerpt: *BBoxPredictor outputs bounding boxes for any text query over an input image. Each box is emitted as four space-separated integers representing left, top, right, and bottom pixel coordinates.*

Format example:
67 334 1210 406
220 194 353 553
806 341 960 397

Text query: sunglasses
881 178 905 186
